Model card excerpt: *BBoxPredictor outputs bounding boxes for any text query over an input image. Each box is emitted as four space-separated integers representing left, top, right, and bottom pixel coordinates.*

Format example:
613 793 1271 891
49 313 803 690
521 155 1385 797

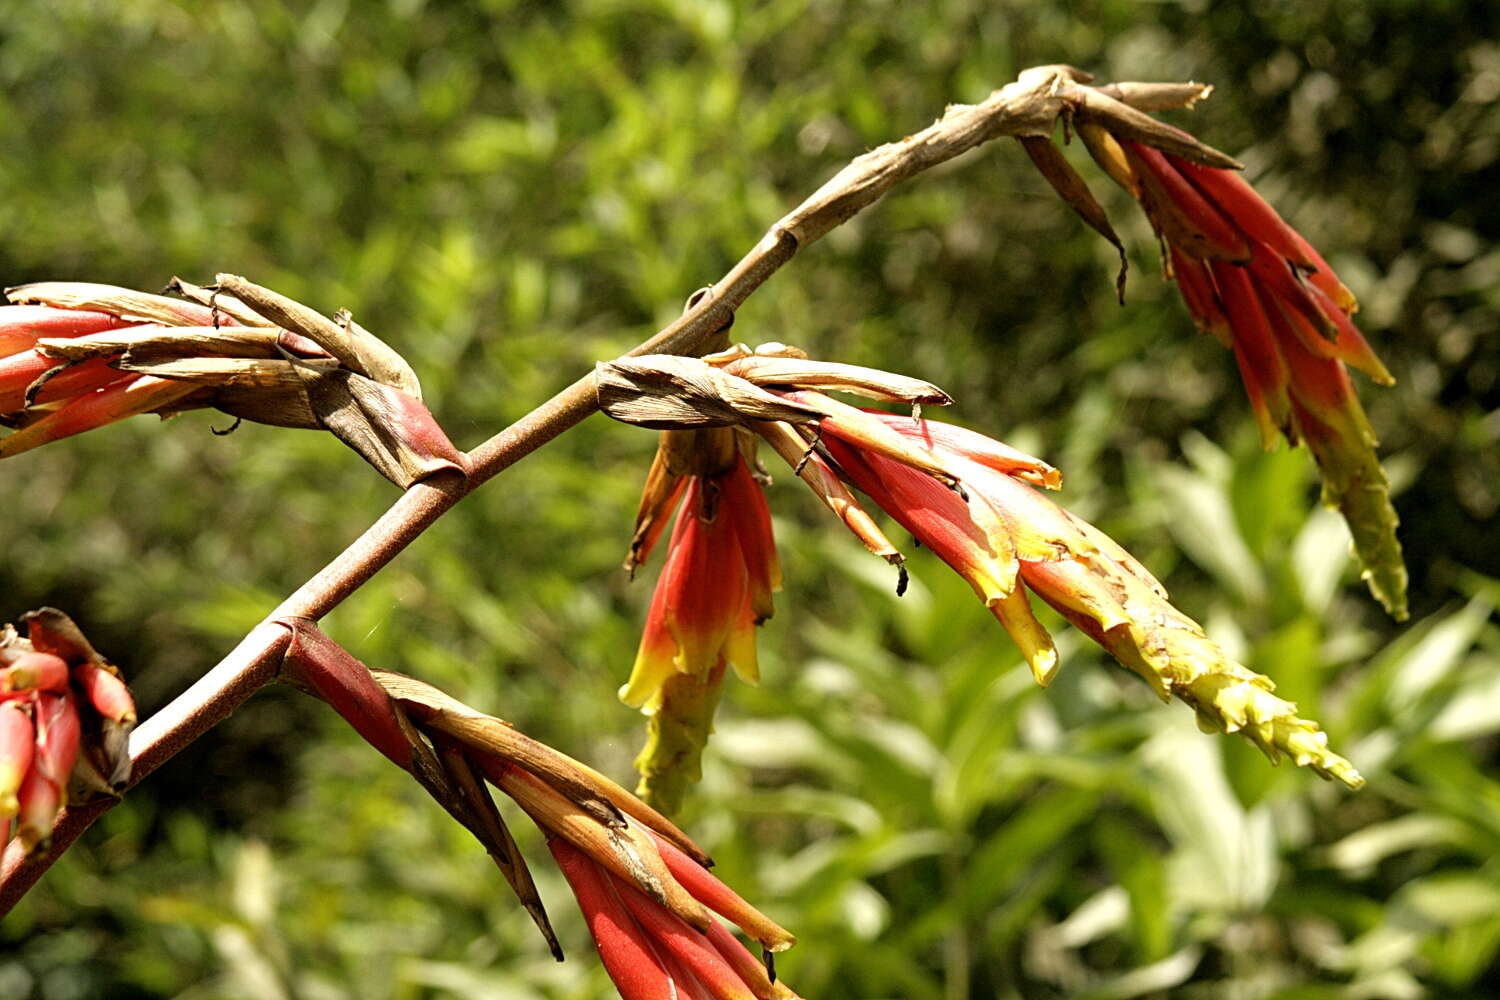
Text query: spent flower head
0 277 465 489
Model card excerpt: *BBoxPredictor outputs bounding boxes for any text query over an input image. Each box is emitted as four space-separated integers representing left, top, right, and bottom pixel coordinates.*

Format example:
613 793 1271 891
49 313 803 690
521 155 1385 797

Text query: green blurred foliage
1 1 1497 997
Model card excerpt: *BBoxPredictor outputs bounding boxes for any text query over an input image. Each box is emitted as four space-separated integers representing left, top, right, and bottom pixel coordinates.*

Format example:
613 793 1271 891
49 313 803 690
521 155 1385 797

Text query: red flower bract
1102 137 1406 620
551 837 800 1000
0 301 208 459
0 610 136 851
620 428 780 813
792 407 1363 789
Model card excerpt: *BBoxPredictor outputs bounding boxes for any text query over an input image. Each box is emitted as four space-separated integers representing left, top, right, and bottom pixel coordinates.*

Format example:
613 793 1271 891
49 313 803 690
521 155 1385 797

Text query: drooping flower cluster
617 426 781 814
601 349 947 808
0 278 465 488
281 620 801 1000
1 609 136 852
598 345 1364 797
1017 113 1405 619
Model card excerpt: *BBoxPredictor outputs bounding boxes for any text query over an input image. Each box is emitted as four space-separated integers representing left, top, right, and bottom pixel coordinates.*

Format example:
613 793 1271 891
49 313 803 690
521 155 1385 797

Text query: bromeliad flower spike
280 621 801 1000
618 425 781 814
598 346 1364 791
1017 103 1406 620
802 409 1363 789
601 346 947 808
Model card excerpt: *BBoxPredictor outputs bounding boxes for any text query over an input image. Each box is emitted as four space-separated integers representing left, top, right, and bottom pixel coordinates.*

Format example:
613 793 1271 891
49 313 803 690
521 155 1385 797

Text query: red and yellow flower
769 399 1363 787
282 624 801 1000
1067 125 1406 620
619 427 780 814
594 345 1364 788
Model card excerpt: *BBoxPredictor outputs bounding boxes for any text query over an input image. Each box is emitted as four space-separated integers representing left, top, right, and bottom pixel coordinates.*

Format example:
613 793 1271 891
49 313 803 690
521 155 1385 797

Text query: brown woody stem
0 66 1225 913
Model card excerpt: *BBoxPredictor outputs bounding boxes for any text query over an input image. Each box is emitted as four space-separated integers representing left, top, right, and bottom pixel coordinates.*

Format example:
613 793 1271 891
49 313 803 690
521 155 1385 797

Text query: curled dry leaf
433 738 563 960
163 276 276 327
719 354 954 405
595 355 824 429
1016 135 1128 302
1094 80 1215 113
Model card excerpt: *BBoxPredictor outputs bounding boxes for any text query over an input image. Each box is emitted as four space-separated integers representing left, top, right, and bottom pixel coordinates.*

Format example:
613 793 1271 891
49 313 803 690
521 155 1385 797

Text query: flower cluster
806 407 1361 787
603 348 947 807
0 278 464 488
1019 117 1405 619
600 345 1364 798
617 426 781 814
281 621 801 1000
1 609 135 852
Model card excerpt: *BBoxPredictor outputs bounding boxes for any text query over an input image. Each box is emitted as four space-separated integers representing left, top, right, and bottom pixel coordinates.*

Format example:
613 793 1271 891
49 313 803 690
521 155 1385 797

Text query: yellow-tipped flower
596 344 1364 788
793 406 1363 788
1054 123 1406 620
620 427 780 814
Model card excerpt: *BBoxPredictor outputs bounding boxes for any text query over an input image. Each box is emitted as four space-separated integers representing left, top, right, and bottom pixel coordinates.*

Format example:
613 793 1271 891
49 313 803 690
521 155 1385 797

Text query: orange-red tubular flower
0 298 239 460
0 703 34 835
620 428 780 814
551 837 801 1000
1098 136 1405 620
802 408 1363 789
